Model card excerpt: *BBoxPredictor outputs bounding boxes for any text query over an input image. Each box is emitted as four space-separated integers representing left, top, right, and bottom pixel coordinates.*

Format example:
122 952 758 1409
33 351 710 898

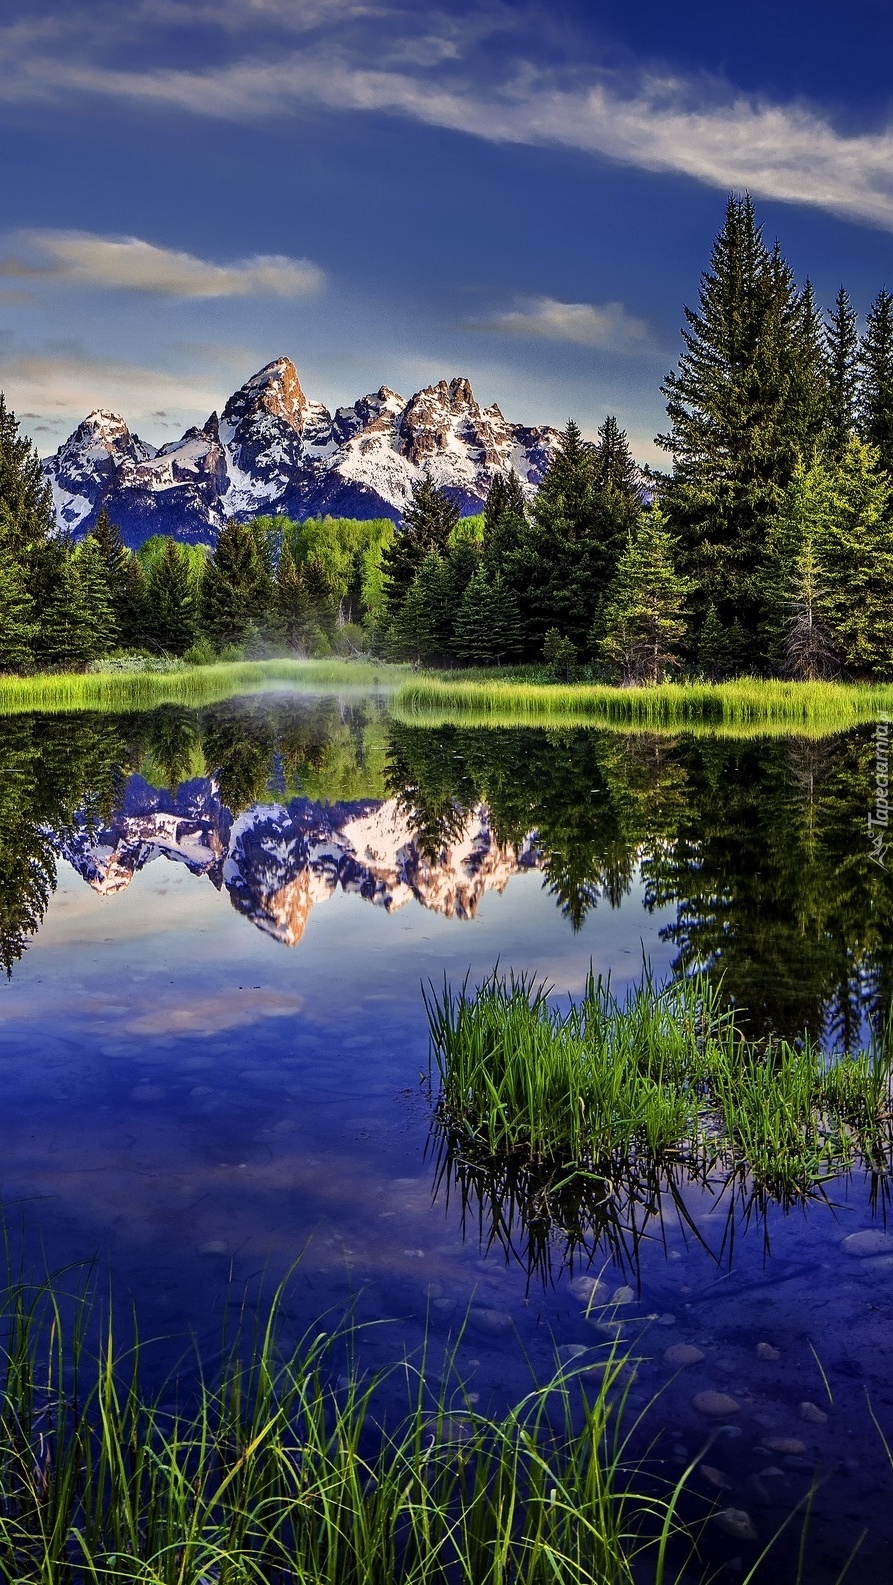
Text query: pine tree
697 604 735 681
452 568 522 665
599 509 690 684
825 287 859 458
381 476 460 621
74 539 116 658
0 558 37 671
0 392 54 562
85 508 128 645
787 279 830 454
592 414 640 499
145 538 197 655
811 437 893 677
542 629 578 681
781 536 837 680
40 551 96 669
275 539 315 649
658 194 807 642
860 288 893 473
118 553 150 649
201 519 274 648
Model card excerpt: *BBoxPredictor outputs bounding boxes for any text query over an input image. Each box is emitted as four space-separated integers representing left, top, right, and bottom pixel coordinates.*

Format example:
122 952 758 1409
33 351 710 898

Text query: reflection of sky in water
3 834 893 1578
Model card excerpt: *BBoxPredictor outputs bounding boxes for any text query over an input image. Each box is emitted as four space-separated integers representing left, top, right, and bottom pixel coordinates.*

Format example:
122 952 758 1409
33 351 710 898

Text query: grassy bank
395 675 893 736
427 970 893 1203
0 658 407 716
0 1271 718 1585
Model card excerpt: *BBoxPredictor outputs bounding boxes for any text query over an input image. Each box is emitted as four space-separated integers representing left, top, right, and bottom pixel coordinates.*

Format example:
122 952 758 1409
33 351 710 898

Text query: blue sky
2 0 893 464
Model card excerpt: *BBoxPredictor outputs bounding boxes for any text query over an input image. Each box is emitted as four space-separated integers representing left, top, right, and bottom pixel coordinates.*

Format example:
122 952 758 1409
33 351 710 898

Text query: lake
2 691 892 1580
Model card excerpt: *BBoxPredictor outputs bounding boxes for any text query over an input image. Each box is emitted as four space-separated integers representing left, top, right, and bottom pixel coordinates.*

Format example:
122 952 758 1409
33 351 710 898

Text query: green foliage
825 286 859 457
200 518 273 647
281 512 395 622
599 509 690 684
0 558 36 671
381 476 460 622
542 628 578 681
387 551 454 664
659 196 812 642
860 287 893 473
0 392 54 561
453 568 522 665
145 537 198 655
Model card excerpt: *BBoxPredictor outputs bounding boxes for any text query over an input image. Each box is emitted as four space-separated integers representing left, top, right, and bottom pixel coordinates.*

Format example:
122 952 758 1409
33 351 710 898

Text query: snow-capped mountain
54 776 541 946
42 357 561 546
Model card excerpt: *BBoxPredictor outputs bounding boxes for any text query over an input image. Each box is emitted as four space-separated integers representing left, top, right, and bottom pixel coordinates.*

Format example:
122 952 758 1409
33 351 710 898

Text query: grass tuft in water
426 970 893 1205
0 1265 725 1585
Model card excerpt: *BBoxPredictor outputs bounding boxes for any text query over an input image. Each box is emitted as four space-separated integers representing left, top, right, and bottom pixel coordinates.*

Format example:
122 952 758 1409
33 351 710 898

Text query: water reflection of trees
3 708 892 1045
389 723 893 1044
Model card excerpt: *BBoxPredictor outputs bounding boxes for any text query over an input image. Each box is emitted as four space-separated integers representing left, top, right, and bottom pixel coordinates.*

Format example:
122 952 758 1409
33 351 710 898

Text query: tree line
2 191 893 680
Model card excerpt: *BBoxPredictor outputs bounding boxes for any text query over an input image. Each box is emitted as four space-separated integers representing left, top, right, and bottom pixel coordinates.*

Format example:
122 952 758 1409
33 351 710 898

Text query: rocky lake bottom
1 692 893 1580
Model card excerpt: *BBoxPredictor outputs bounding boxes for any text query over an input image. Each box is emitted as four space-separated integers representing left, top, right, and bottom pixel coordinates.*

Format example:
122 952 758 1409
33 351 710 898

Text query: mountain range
55 775 541 946
42 357 562 547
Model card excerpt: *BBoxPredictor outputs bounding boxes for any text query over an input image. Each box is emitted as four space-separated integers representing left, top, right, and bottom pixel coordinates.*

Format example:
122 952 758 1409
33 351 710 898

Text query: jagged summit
42 356 561 547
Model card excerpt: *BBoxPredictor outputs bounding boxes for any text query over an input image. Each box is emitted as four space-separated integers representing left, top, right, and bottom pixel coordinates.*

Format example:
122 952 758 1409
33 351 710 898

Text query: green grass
0 1266 727 1585
395 675 893 737
0 659 408 716
427 970 893 1203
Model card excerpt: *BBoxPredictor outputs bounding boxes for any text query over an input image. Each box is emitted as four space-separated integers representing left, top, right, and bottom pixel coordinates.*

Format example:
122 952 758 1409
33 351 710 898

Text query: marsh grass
0 660 407 717
396 675 893 737
426 971 893 1210
0 1264 732 1585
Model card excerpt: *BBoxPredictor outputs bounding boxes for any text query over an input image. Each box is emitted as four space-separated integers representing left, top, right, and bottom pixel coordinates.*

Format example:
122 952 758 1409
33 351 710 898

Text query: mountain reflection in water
2 693 891 1043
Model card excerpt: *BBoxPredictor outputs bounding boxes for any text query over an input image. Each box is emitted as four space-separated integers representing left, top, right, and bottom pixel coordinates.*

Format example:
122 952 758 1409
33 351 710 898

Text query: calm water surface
2 693 893 1580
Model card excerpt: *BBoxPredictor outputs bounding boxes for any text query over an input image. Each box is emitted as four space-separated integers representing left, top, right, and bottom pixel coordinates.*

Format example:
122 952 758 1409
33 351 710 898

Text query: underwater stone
712 1508 757 1541
692 1390 742 1418
799 1401 829 1424
665 1343 706 1367
840 1229 893 1257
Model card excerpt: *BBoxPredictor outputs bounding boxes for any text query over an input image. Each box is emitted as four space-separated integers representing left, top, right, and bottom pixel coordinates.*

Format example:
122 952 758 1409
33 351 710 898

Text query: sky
3 0 893 466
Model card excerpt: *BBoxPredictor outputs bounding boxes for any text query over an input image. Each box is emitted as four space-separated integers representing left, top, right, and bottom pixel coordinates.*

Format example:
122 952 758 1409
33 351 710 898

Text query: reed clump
0 1269 712 1585
396 675 893 737
426 971 893 1201
0 659 407 716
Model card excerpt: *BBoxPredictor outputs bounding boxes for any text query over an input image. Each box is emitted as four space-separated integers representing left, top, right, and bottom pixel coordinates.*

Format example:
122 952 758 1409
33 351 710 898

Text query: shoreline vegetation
0 1263 736 1585
1 657 891 738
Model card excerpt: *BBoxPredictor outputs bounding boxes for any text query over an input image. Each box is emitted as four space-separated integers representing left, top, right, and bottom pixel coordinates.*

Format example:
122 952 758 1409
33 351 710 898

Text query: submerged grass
0 659 408 716
0 1265 727 1585
426 970 893 1203
395 675 893 737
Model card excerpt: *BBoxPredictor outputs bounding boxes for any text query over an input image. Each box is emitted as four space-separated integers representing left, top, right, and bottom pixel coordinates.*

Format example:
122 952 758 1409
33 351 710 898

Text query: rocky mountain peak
222 356 310 433
42 356 564 545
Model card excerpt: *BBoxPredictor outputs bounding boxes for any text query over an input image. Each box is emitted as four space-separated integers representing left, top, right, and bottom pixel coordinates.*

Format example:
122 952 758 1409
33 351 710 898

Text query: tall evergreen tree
599 509 690 684
0 392 54 562
146 538 197 655
118 553 150 649
74 539 116 658
275 539 315 649
85 508 129 644
481 468 527 584
825 287 859 458
658 194 807 645
381 476 460 621
388 552 453 664
811 438 893 677
201 519 274 648
859 288 893 473
452 568 522 665
787 278 830 453
0 559 37 671
40 551 96 669
592 414 640 500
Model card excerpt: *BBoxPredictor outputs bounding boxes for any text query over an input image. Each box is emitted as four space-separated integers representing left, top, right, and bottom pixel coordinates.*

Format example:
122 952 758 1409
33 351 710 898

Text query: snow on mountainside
52 776 541 946
42 357 562 547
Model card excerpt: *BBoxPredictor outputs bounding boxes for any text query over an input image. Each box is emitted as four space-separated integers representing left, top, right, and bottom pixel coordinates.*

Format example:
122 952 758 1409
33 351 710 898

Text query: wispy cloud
2 3 893 232
1 231 324 299
473 296 651 351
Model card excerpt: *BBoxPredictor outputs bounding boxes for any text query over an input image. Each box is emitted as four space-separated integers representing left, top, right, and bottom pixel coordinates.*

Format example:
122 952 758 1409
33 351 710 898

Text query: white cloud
474 296 650 350
1 231 324 299
3 5 893 235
